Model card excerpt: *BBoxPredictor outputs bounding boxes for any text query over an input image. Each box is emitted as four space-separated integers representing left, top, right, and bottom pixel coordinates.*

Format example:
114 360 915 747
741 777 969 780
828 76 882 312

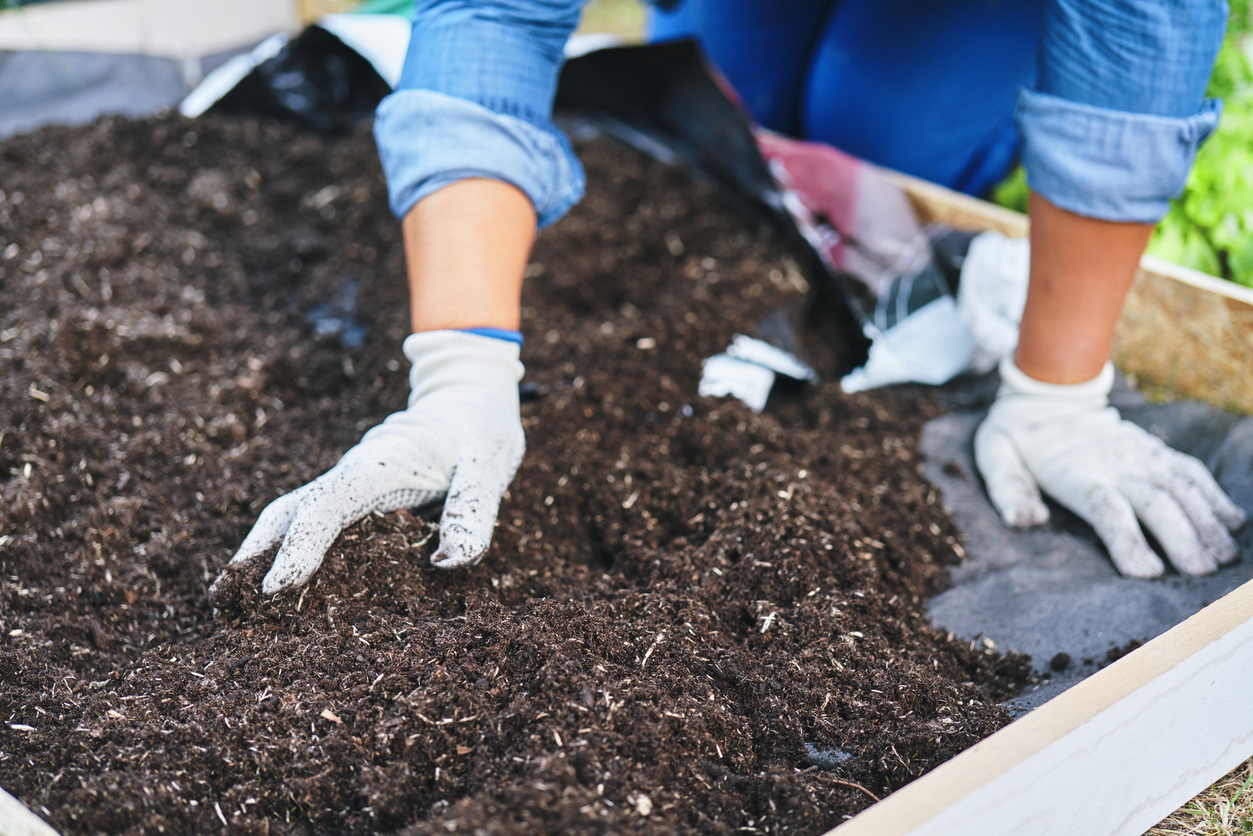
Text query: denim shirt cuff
1015 89 1222 224
373 89 587 228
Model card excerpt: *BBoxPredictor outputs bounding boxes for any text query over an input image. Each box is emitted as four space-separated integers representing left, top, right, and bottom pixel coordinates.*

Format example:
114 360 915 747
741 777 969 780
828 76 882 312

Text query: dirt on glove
0 115 1031 835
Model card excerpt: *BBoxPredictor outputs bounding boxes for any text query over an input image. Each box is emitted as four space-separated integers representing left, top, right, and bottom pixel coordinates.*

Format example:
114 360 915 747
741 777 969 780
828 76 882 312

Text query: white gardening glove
975 356 1246 578
214 330 525 596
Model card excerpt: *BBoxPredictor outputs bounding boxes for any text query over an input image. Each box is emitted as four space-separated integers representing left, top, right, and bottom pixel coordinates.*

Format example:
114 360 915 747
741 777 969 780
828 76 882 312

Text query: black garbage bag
208 26 391 135
557 39 786 229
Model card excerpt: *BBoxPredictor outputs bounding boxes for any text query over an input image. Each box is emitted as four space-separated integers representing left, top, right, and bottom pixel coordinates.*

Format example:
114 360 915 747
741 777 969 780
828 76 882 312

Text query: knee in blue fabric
648 0 835 136
801 0 1043 195
647 0 1042 195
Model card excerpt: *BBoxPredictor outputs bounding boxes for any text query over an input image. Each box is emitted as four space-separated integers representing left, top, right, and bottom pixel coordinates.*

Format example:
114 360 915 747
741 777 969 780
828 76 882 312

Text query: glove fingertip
261 543 324 595
1219 503 1248 532
1174 552 1219 577
974 426 1048 529
1171 453 1247 530
430 544 485 569
430 524 489 568
261 564 300 596
1196 521 1239 568
1003 497 1050 529
1215 531 1240 566
1109 545 1167 579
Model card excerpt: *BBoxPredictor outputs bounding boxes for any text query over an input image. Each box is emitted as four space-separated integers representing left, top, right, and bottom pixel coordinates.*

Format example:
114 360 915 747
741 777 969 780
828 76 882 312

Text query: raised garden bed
0 115 1034 834
829 172 1253 836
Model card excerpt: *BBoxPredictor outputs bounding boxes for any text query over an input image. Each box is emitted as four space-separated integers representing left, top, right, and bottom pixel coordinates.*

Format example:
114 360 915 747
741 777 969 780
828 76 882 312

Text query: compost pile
0 115 1029 835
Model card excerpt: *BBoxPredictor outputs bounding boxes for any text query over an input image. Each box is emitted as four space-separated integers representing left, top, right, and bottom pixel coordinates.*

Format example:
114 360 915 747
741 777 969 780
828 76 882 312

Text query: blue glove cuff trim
456 327 524 346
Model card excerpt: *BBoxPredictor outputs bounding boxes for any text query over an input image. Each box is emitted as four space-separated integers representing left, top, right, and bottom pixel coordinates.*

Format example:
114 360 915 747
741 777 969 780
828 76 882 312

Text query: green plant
990 165 1029 215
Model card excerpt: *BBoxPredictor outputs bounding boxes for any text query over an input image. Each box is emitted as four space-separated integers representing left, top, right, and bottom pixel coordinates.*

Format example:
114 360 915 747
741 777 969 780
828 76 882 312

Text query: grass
1148 758 1253 835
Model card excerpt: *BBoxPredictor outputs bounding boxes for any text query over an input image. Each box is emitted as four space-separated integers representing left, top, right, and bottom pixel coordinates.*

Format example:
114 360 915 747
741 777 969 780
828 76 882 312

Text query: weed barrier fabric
0 51 188 141
0 41 270 141
0 116 1033 833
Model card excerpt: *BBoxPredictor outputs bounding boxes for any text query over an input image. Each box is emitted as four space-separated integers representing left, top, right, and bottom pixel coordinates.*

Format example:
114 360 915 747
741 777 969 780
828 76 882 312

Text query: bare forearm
1015 192 1154 384
403 178 537 333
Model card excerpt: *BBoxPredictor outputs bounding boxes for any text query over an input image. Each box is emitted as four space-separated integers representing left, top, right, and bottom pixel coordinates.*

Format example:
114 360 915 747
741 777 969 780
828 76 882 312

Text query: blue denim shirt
374 0 1227 227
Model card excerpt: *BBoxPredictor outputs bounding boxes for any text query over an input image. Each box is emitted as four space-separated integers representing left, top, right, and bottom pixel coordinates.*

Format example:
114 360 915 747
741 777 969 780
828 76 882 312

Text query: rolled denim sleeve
1017 0 1228 223
1017 91 1221 223
373 0 587 227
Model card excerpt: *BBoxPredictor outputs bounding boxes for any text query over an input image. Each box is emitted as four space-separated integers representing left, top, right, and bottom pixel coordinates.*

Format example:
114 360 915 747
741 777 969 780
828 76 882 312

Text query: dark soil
0 115 1029 835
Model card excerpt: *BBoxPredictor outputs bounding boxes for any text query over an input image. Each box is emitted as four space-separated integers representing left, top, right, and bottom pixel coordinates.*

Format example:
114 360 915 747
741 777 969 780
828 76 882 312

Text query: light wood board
0 787 60 836
0 0 298 59
887 170 1253 414
826 577 1253 836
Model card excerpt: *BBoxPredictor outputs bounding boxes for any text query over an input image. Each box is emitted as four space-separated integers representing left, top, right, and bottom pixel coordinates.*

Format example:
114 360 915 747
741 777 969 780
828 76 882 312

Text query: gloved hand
975 355 1246 578
213 330 525 596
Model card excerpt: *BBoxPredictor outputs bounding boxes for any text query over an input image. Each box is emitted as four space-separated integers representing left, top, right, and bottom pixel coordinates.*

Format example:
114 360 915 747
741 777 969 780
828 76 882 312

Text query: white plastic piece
179 32 287 118
840 296 977 393
699 354 776 413
725 334 818 381
957 231 1031 374
564 32 625 58
699 335 817 412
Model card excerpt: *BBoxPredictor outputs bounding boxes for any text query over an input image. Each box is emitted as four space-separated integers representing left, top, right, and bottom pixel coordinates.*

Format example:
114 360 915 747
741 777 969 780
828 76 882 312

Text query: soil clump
0 115 1028 834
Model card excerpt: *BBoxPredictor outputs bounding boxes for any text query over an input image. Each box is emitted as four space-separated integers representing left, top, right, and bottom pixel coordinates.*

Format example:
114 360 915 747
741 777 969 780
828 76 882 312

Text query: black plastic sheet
207 26 391 135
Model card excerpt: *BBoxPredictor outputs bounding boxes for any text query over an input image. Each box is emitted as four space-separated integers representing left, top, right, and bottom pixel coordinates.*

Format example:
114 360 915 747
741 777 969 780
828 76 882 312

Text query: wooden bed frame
825 174 1253 836
0 0 296 59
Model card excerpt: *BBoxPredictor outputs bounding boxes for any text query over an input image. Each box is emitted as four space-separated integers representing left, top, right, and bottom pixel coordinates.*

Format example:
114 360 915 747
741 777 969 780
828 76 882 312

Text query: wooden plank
1116 256 1253 414
884 169 1253 414
0 787 60 836
827 577 1253 836
885 170 1029 239
0 0 298 58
